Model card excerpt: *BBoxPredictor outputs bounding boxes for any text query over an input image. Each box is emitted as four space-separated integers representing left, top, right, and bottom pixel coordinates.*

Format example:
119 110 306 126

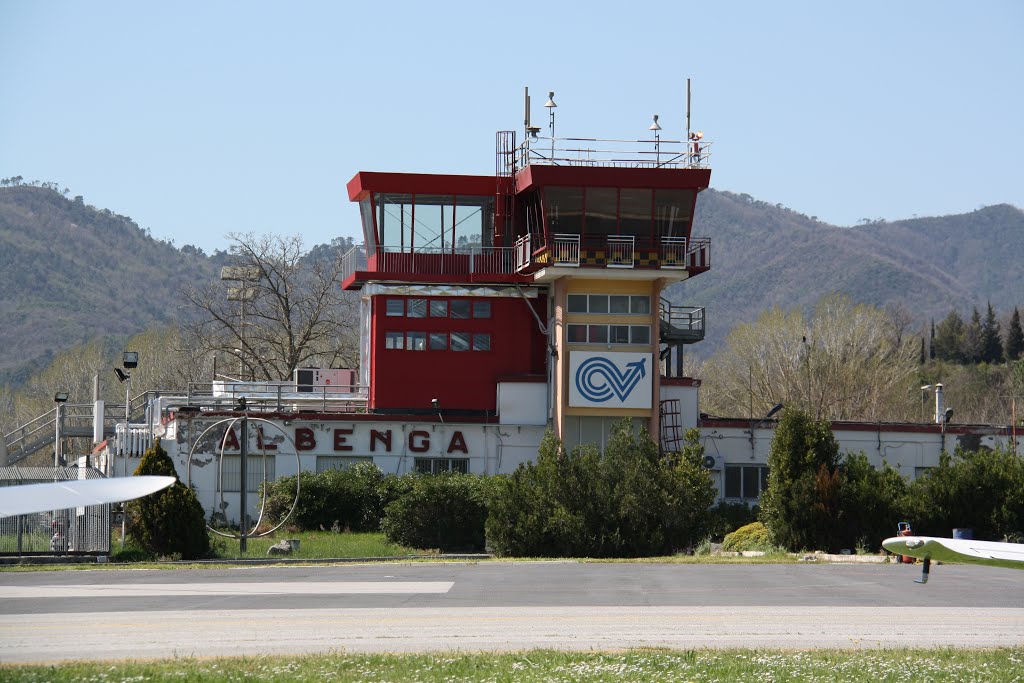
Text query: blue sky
2 1 1021 254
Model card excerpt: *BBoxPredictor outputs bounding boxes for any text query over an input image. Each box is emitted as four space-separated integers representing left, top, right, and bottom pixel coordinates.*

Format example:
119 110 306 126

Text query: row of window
568 294 651 315
386 298 491 320
414 458 469 474
567 324 650 345
385 331 491 352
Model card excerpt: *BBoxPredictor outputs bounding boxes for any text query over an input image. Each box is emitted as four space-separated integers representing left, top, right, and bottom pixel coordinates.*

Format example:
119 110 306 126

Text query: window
567 294 651 315
473 301 491 318
451 332 470 351
386 299 404 316
414 458 469 474
472 333 491 351
221 456 275 493
407 332 426 351
316 456 373 473
630 326 650 344
385 332 404 349
430 300 448 317
630 296 651 314
429 332 448 350
450 300 470 319
725 465 769 500
566 324 651 346
407 299 427 318
610 295 630 314
609 325 630 344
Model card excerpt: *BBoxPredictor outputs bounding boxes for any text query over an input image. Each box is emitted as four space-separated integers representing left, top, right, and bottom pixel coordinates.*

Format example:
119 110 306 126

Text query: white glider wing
0 476 176 518
883 535 1024 583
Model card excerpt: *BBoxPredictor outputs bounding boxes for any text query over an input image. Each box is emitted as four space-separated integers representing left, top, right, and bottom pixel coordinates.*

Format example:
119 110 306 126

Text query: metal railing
2 401 141 465
341 244 521 282
606 235 635 267
659 298 706 343
177 381 369 415
506 135 712 174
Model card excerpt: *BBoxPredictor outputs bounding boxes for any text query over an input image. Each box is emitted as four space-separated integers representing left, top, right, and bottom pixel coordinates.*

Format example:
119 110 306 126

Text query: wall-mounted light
53 391 70 403
114 368 130 383
122 351 139 369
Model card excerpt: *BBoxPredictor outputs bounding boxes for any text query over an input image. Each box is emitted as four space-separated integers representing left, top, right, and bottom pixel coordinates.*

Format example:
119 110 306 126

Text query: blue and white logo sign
569 351 653 409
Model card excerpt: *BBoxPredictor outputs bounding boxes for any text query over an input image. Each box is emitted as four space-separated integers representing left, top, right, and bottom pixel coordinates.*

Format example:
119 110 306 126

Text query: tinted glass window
430 300 448 317
451 332 470 351
589 295 608 313
407 299 426 318
407 332 426 351
568 294 588 313
588 325 608 343
386 299 404 316
472 333 490 351
450 300 470 319
473 301 491 318
429 332 447 350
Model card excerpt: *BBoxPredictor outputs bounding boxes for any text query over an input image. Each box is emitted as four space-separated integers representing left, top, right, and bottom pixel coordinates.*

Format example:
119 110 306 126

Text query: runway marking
0 581 454 598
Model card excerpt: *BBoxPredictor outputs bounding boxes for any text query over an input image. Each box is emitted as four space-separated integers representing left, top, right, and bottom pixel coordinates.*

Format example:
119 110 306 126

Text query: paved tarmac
1 561 1023 663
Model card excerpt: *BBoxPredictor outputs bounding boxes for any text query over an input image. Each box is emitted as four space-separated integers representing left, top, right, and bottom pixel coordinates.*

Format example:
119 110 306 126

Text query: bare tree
183 233 360 381
702 294 920 421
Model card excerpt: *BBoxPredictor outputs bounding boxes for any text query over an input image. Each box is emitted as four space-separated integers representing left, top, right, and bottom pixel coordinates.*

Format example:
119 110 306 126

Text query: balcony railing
505 135 712 175
342 236 710 283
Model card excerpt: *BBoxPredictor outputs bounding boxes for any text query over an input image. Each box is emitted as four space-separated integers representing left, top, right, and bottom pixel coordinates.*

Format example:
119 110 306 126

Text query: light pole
53 391 69 467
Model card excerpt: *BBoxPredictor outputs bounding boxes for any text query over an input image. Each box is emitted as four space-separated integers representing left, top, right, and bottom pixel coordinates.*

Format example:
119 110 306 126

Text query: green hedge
381 473 489 552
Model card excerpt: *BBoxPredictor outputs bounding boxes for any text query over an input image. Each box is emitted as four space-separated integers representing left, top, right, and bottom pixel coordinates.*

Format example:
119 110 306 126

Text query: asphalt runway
2 560 1023 663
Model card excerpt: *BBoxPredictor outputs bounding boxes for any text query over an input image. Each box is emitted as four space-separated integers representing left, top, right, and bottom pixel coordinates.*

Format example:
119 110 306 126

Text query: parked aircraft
882 535 1024 583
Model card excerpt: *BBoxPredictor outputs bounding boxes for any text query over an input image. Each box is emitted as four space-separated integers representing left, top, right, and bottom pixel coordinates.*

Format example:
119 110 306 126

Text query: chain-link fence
0 467 111 556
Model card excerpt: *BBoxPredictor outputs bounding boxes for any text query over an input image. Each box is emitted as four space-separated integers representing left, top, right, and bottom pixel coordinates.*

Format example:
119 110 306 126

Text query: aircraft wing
0 476 176 518
883 535 1024 571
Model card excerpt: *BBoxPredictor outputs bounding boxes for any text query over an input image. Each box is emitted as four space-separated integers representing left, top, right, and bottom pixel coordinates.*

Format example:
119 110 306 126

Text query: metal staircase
2 400 141 466
659 298 705 378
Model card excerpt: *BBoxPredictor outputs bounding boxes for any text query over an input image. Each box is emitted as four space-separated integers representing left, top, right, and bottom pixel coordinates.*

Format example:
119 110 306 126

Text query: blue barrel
953 528 973 540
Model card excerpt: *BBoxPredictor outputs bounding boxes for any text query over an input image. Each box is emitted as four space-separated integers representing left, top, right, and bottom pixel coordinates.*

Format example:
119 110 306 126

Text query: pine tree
1007 308 1024 362
981 302 1004 364
933 310 966 362
964 307 984 363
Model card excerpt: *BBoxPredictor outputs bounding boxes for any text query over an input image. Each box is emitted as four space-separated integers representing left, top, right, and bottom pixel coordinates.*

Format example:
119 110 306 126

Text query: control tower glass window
619 189 653 237
584 188 617 236
545 187 583 235
654 189 694 238
375 194 493 252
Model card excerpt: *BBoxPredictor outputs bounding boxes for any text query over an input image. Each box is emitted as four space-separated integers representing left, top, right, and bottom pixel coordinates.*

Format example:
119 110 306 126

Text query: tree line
930 303 1024 365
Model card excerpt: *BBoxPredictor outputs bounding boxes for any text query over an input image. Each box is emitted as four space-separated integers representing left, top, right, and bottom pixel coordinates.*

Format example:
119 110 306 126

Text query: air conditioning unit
294 368 356 393
701 454 724 471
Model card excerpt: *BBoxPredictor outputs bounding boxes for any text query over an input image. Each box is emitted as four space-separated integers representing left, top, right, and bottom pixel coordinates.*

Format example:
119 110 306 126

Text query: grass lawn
204 530 419 560
3 648 1023 682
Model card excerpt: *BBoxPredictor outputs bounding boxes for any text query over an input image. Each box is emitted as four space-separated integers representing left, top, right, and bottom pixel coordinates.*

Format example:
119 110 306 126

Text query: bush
836 453 907 552
126 438 210 560
263 462 412 532
381 473 488 552
707 501 759 542
722 521 771 551
905 446 1024 540
485 422 715 558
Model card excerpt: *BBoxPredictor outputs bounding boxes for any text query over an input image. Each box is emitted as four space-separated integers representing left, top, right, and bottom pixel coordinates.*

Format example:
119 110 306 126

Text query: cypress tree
1006 307 1024 362
127 439 210 560
981 302 1003 364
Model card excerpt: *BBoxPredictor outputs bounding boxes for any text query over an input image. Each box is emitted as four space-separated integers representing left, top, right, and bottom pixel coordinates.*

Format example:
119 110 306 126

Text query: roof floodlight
544 92 557 108
53 391 70 403
649 114 661 131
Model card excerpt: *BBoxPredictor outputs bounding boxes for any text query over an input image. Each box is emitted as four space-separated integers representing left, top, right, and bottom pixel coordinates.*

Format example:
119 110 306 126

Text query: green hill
0 184 223 385
671 190 1024 355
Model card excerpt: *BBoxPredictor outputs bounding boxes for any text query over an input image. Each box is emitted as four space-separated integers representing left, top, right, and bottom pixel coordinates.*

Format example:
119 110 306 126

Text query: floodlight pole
239 415 248 553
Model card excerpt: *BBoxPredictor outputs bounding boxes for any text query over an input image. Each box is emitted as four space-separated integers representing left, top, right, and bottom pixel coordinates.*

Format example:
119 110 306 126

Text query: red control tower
342 88 711 450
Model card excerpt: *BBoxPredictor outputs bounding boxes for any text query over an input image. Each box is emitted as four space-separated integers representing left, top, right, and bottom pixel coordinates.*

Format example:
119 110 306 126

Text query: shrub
722 521 771 552
905 446 1024 540
381 473 488 552
263 462 412 532
836 453 908 552
127 438 210 560
707 501 760 542
485 422 715 558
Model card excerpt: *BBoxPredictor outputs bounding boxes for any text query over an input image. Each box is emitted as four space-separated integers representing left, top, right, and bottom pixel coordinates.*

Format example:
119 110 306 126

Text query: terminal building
8 90 1017 527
